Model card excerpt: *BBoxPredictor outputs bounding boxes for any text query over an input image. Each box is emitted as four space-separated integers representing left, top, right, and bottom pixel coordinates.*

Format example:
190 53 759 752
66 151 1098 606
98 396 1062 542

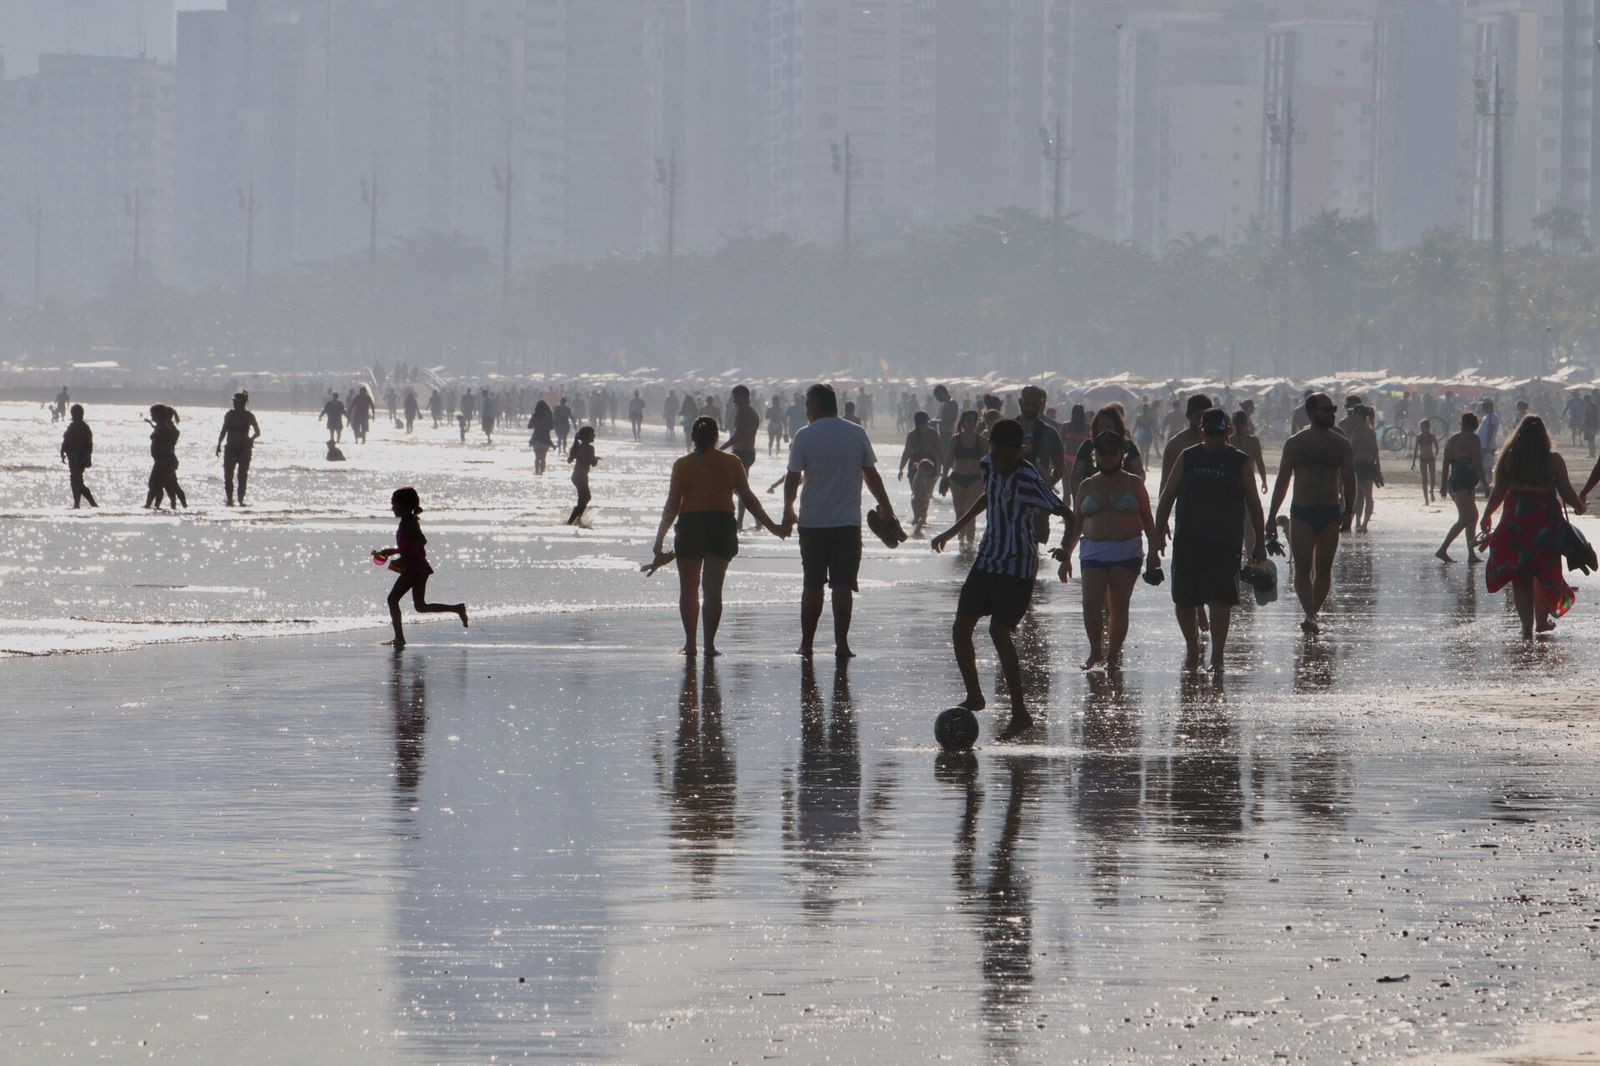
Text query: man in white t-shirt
782 383 898 659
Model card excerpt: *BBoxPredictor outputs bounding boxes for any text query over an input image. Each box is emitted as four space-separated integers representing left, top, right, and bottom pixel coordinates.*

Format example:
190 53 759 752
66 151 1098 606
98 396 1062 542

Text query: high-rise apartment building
1115 12 1265 249
0 0 174 77
1459 0 1600 247
0 54 175 304
1372 0 1460 247
1260 20 1378 236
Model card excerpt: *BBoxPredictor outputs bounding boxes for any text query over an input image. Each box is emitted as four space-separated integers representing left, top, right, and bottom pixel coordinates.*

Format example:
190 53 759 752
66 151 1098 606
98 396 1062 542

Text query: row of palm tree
5 208 1598 380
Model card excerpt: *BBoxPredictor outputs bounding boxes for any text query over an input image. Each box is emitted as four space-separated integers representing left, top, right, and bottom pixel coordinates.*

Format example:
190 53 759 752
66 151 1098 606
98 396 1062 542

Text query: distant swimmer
215 390 261 506
319 390 346 444
349 386 375 444
59 404 97 509
1267 392 1355 633
374 486 469 648
567 425 599 525
143 404 187 509
528 399 555 475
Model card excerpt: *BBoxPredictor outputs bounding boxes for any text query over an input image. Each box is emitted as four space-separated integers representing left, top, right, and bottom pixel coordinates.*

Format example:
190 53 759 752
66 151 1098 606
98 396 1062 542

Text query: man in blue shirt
932 419 1073 737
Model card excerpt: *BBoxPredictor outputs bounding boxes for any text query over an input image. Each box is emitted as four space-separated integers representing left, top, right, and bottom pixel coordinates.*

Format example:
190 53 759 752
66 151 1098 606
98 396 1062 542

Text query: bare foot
795 645 813 659
459 606 470 628
1434 548 1453 563
1183 646 1202 671
958 692 987 711
1536 619 1557 634
1467 555 1481 566
1081 652 1103 671
1210 656 1225 676
1300 614 1320 634
995 713 1036 743
383 638 406 648
704 645 720 658
681 645 698 657
835 646 856 659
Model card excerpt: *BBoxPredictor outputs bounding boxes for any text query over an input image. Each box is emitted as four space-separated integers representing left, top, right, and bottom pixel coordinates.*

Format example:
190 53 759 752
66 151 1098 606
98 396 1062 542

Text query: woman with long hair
566 425 599 525
144 404 187 509
1058 430 1157 670
1437 411 1486 563
1060 404 1091 466
1476 415 1584 639
647 416 786 656
1069 404 1146 495
527 399 554 475
939 409 987 548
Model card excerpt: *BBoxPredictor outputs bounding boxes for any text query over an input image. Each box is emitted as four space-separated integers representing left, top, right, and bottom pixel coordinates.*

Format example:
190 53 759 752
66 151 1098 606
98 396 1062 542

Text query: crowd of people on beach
45 370 1600 726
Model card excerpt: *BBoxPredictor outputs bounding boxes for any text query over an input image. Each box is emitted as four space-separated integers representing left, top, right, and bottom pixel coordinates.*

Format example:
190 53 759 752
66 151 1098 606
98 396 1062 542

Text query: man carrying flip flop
782 383 900 659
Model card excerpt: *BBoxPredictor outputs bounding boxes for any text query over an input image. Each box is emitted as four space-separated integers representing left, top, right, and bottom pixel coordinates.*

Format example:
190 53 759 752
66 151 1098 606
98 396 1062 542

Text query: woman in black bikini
1437 410 1485 563
940 409 987 548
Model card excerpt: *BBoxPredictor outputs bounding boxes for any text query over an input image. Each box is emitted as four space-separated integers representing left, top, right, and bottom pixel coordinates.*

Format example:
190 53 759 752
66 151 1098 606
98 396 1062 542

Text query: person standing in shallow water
374 487 469 648
1267 392 1355 634
144 404 187 509
566 425 599 525
215 390 260 506
60 404 97 509
648 416 788 657
1437 411 1485 564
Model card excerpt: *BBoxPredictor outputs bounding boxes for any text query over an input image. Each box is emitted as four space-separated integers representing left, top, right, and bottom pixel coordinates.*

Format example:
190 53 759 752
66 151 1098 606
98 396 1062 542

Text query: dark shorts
956 569 1033 629
732 448 756 471
223 443 252 470
1290 503 1343 532
1354 458 1378 483
675 510 739 561
799 525 861 591
1171 538 1241 607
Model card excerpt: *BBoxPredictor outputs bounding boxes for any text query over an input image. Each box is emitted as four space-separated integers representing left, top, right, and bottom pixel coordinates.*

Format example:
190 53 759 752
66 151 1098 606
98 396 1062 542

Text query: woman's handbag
1560 498 1597 575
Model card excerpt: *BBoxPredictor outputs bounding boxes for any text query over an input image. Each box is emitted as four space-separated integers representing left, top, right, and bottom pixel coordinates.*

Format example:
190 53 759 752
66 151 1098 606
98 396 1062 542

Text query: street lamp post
1039 116 1068 369
1266 100 1306 372
1475 61 1516 373
491 159 516 370
831 134 857 367
655 149 679 366
24 201 42 305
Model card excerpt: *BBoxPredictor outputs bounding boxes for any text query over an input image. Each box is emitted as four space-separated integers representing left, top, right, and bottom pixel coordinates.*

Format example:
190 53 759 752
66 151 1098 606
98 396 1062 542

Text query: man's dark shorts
799 526 861 591
1171 538 1241 607
732 448 756 471
957 569 1033 629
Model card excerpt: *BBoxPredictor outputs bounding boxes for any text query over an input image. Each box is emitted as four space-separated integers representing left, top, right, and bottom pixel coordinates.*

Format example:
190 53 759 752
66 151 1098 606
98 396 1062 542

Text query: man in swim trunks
721 384 762 529
1267 392 1356 633
215 390 261 506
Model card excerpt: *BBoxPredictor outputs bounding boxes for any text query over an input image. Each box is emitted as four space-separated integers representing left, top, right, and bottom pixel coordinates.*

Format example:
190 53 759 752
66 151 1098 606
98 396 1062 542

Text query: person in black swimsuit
1437 411 1485 563
940 410 987 548
215 391 261 506
1267 393 1356 633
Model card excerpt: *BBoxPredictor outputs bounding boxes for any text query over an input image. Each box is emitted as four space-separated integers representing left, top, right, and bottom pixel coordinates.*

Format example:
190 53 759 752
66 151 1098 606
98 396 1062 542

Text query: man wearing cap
1154 408 1266 673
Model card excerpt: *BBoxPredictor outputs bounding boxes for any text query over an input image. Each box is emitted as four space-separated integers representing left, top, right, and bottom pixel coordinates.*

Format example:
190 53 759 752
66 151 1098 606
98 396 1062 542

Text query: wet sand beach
4 402 1600 1062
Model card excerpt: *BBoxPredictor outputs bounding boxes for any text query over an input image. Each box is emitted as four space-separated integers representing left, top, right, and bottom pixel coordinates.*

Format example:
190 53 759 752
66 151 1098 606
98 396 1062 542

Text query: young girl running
567 425 599 525
374 487 469 647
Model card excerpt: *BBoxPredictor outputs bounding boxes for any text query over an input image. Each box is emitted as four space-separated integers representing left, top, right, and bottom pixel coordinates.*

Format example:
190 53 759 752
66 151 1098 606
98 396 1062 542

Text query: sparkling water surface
3 400 1600 1063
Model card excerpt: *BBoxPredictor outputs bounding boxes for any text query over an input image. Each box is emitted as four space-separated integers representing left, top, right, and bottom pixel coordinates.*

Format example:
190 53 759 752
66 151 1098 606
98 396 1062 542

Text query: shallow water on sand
5 400 1600 1062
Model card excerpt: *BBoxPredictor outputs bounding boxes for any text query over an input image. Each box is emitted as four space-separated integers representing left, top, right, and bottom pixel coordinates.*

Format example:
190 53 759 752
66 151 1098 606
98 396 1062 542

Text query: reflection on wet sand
1150 674 1244 848
654 660 739 894
389 650 427 816
1072 670 1144 908
784 661 894 919
977 757 1043 1057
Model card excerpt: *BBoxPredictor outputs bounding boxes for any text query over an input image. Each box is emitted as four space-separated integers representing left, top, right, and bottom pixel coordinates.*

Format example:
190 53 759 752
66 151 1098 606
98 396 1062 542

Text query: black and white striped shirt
973 456 1064 580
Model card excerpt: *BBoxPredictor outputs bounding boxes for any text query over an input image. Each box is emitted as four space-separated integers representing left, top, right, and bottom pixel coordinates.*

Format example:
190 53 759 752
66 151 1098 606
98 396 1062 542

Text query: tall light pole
24 201 42 305
831 134 857 367
236 183 256 321
1040 116 1068 367
125 188 143 364
1266 100 1306 371
359 164 380 283
1265 99 1305 257
1475 60 1516 372
491 158 515 370
655 149 679 365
